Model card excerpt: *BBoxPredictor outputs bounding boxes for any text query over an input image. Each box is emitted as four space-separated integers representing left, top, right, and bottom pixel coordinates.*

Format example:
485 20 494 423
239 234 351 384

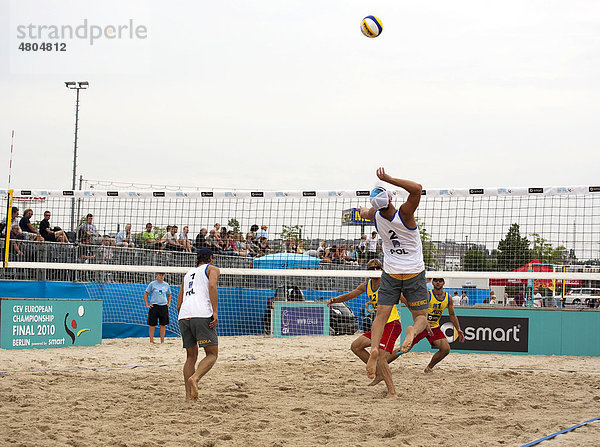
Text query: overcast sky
1 0 599 192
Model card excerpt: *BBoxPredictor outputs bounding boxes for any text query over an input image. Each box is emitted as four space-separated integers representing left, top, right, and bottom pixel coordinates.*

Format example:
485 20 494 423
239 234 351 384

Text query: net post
3 189 14 268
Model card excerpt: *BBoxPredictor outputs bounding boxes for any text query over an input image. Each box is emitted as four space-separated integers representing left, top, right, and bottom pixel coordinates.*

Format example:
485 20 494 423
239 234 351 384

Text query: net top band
1 185 598 199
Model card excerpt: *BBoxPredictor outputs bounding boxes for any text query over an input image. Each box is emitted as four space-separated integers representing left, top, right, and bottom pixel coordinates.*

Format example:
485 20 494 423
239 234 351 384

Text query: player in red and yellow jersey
328 259 402 398
391 277 464 373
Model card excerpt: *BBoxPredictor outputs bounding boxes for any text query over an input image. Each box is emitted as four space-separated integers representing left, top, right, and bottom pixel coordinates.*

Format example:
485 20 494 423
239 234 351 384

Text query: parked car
564 288 600 306
262 286 358 335
327 300 359 336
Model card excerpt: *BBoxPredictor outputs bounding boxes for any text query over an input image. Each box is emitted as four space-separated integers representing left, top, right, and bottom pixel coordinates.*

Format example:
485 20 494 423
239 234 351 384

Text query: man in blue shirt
144 273 172 343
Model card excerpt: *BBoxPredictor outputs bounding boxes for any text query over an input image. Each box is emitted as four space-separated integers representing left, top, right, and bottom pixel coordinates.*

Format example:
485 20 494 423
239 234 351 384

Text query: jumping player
360 168 430 380
177 248 220 402
327 259 402 397
390 278 465 372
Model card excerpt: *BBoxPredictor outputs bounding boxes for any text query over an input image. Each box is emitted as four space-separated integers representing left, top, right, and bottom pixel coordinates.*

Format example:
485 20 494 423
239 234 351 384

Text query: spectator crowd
1 207 386 266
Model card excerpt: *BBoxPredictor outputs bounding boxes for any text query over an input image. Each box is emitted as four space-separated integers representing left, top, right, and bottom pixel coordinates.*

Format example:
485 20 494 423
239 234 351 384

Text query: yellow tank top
427 290 449 328
367 279 400 324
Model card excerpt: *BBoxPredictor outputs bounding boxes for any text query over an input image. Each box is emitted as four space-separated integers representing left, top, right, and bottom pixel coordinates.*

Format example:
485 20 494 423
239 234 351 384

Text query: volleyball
361 15 383 38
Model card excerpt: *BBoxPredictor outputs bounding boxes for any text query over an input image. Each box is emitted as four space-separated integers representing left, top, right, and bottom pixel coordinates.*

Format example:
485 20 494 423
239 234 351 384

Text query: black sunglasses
432 279 444 282
367 266 382 271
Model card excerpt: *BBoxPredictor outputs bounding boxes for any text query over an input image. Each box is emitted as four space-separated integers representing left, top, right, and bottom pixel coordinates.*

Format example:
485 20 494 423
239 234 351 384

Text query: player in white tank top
178 264 214 319
359 168 429 386
176 248 220 402
373 210 425 274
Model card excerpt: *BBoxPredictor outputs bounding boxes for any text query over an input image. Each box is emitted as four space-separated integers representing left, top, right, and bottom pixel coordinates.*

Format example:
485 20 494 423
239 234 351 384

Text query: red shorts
412 326 446 348
363 320 402 353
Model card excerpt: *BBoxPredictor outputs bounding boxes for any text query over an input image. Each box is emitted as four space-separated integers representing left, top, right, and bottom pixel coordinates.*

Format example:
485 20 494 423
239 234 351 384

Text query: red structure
489 259 581 288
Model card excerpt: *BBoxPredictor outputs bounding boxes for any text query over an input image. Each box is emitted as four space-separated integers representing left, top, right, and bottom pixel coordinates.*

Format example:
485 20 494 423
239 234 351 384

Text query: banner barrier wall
0 298 102 350
399 307 600 356
0 281 350 339
1 281 598 356
272 302 330 338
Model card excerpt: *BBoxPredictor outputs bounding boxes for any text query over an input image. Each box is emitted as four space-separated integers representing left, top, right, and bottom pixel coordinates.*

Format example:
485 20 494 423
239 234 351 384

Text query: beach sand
1 335 599 447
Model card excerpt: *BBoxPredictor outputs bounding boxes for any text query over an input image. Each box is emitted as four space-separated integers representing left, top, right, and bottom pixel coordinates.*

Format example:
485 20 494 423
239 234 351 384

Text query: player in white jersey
177 248 220 402
360 168 430 381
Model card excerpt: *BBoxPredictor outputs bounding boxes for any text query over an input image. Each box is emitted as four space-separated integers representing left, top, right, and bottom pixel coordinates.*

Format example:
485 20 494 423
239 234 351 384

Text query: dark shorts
148 305 169 326
378 270 429 310
179 318 218 348
412 326 447 348
363 320 402 353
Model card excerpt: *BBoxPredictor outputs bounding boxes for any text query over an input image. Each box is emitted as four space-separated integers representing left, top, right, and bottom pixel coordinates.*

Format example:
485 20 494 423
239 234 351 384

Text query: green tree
227 218 241 235
463 249 488 271
497 223 531 271
417 219 439 269
278 225 307 251
530 233 567 265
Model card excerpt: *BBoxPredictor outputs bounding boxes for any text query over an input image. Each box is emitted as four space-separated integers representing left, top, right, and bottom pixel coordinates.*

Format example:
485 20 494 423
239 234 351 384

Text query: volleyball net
2 185 600 336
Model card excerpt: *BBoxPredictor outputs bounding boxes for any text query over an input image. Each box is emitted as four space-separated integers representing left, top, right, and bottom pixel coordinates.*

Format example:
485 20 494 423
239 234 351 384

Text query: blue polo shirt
145 280 171 306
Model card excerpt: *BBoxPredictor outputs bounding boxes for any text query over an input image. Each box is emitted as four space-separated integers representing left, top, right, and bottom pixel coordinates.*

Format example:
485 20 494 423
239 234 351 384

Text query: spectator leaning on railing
245 232 257 256
78 235 96 263
179 225 193 253
115 224 135 248
39 211 69 243
257 237 270 256
205 229 220 253
77 213 102 244
19 209 44 241
141 223 164 250
195 228 208 250
165 225 185 251
0 206 19 237
9 224 25 257
256 224 269 240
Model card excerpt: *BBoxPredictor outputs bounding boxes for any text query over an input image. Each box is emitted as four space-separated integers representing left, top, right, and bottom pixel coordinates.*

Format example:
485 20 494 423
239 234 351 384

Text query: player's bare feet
150 340 157 344
424 366 433 373
400 326 415 353
386 392 398 399
367 376 384 386
188 377 199 401
366 348 379 379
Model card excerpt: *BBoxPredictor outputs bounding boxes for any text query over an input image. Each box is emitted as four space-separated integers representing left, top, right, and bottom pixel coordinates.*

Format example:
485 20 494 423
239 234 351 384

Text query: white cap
369 187 390 210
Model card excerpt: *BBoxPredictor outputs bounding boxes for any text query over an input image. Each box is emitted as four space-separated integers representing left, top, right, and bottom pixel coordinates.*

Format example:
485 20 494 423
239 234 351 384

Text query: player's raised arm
327 281 367 306
359 206 376 221
376 167 422 218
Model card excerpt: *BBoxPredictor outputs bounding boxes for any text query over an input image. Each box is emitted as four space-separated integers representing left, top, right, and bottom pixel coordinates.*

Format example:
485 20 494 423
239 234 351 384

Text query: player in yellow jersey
327 259 402 398
390 277 464 372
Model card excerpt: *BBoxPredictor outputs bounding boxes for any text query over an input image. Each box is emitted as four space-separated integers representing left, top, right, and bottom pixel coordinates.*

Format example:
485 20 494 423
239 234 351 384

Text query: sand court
1 335 600 446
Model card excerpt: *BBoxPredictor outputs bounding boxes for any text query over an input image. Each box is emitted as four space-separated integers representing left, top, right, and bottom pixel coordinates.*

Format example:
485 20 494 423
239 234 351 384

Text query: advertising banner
341 208 374 226
0 298 102 350
439 315 529 352
272 302 329 337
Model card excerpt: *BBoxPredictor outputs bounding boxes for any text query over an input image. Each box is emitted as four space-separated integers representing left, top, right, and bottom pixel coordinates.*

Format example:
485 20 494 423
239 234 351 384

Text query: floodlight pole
65 81 89 233
72 86 80 192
